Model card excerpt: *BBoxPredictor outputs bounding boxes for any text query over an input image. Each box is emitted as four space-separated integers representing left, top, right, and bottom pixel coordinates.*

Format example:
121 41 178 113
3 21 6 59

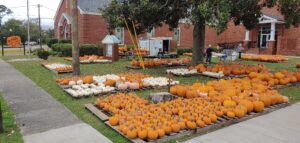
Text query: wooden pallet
272 82 300 89
126 64 188 70
41 64 72 74
85 101 289 143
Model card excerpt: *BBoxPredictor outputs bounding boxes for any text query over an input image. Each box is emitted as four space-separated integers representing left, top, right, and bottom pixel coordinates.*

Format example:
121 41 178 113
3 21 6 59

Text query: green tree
0 19 45 44
1 19 27 43
0 5 12 28
102 0 300 65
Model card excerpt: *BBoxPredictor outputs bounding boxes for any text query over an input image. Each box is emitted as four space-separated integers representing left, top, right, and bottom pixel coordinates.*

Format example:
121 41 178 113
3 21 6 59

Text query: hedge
177 48 192 55
46 38 58 48
51 43 103 57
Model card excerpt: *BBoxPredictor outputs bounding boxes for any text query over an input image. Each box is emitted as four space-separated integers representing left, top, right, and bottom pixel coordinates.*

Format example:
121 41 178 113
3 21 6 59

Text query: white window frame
147 28 155 38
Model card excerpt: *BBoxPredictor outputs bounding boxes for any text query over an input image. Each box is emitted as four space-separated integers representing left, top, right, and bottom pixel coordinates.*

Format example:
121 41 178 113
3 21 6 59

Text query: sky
1 0 61 29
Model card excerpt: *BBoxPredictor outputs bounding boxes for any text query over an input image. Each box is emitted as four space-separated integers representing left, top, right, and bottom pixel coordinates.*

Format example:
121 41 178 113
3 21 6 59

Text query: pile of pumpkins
56 75 94 86
43 62 73 73
248 70 300 86
193 63 268 76
131 58 190 68
97 90 288 140
241 55 289 62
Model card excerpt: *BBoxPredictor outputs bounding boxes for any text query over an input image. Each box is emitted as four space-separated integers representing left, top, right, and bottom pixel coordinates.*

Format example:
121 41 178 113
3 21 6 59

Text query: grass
0 95 23 143
0 55 300 143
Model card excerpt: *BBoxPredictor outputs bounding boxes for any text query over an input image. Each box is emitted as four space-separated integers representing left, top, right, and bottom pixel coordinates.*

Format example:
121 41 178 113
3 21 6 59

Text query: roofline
77 6 102 16
54 0 64 21
54 0 102 21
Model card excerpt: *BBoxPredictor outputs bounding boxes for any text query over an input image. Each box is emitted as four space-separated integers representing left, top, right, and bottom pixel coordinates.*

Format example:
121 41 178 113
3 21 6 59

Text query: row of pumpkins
192 63 268 76
43 62 73 73
241 55 289 62
97 90 288 140
131 58 190 67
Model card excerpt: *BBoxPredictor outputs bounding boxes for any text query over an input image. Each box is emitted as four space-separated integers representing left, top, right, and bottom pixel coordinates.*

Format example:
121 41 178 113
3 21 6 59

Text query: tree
0 19 43 44
71 0 80 75
0 19 26 43
0 5 12 28
102 0 300 65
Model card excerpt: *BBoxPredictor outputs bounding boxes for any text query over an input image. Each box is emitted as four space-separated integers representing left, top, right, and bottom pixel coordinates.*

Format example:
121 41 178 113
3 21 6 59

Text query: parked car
25 41 38 46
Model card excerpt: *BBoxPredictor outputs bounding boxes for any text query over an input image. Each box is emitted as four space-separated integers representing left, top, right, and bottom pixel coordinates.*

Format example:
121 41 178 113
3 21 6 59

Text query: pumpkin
171 124 180 133
177 86 187 97
138 129 148 139
170 86 177 95
203 116 212 125
209 114 217 123
186 121 197 129
109 116 119 126
186 90 198 98
157 128 165 138
83 76 93 84
196 119 205 128
274 72 284 79
253 101 265 113
179 121 186 129
283 96 289 103
227 111 235 118
104 80 116 87
233 106 246 118
239 100 253 113
129 82 140 90
260 96 271 107
223 100 237 108
127 129 137 139
163 125 172 134
147 129 158 140
117 83 128 91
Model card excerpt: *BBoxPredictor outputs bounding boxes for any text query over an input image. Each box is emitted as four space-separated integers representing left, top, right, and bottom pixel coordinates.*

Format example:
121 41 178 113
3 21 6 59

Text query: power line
40 5 56 12
8 5 37 9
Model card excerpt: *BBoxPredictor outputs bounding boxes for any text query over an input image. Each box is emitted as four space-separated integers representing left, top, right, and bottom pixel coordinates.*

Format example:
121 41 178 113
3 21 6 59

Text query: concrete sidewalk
0 59 111 143
184 103 300 143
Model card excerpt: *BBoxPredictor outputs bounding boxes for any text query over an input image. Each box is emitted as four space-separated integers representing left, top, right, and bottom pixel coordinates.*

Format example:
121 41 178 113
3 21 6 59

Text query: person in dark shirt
206 45 214 64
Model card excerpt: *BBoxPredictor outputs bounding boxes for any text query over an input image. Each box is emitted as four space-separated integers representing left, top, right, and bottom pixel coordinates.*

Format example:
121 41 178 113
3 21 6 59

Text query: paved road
0 59 112 143
184 103 300 143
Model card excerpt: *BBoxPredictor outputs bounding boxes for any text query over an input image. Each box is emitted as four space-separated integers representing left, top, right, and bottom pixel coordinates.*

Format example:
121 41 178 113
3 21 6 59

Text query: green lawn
0 55 300 143
0 95 23 143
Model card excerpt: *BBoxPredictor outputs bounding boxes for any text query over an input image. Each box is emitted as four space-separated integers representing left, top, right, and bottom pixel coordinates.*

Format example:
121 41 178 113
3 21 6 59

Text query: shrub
51 43 103 57
37 49 51 60
177 48 192 55
59 39 72 44
46 38 58 48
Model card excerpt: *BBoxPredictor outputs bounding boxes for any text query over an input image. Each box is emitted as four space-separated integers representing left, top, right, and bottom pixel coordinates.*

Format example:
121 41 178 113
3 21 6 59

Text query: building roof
78 0 110 14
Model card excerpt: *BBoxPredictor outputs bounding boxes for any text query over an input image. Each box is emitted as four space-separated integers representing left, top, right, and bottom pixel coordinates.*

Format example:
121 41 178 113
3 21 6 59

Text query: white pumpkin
69 81 76 86
129 82 139 90
118 83 128 91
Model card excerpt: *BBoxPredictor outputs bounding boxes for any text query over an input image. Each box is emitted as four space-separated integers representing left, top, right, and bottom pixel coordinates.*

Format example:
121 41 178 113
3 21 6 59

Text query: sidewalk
0 59 112 143
184 103 300 143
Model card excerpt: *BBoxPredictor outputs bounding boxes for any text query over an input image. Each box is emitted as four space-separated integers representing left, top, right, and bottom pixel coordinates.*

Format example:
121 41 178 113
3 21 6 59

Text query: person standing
206 44 214 64
237 43 243 59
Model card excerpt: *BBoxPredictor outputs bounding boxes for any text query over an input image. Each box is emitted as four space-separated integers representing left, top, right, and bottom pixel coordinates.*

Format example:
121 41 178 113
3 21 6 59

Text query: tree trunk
0 101 3 133
191 18 206 66
71 0 80 75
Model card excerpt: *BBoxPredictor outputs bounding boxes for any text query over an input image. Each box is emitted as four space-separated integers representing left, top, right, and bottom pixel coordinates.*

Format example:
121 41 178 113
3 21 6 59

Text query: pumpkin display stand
41 62 73 74
85 95 289 143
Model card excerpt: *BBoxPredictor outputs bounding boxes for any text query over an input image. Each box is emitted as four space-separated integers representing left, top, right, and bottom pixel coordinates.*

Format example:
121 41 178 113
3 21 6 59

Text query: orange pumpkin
253 101 265 113
83 76 93 84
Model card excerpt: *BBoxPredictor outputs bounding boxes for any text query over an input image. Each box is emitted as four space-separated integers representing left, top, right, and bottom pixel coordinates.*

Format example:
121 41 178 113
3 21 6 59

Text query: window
174 28 180 46
115 27 124 44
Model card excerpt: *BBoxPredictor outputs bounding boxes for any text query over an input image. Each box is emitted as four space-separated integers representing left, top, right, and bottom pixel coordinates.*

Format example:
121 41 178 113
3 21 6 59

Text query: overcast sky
1 0 61 29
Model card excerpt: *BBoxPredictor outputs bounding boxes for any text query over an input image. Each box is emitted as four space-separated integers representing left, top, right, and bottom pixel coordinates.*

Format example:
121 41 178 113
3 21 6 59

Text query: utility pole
27 0 31 56
71 0 80 75
38 4 42 49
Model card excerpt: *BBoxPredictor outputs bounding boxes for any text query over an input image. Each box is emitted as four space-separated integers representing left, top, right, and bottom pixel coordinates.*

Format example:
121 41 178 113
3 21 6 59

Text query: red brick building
54 0 300 56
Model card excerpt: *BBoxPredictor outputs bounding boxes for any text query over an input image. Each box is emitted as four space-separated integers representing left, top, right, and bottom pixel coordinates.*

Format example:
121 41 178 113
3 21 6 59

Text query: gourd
253 101 265 113
129 82 140 90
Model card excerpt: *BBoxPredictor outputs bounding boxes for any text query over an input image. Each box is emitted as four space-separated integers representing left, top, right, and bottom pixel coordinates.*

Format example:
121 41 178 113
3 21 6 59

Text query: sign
7 36 21 48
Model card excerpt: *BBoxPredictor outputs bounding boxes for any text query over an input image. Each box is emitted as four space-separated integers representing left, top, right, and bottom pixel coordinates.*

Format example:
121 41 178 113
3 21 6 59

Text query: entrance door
260 34 270 48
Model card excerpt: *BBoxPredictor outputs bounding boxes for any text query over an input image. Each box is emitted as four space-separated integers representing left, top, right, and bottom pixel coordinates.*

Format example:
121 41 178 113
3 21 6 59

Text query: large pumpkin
83 76 93 84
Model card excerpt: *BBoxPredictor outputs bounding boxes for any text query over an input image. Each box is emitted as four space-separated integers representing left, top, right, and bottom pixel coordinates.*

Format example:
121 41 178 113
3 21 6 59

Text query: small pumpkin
109 116 119 126
253 101 265 113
